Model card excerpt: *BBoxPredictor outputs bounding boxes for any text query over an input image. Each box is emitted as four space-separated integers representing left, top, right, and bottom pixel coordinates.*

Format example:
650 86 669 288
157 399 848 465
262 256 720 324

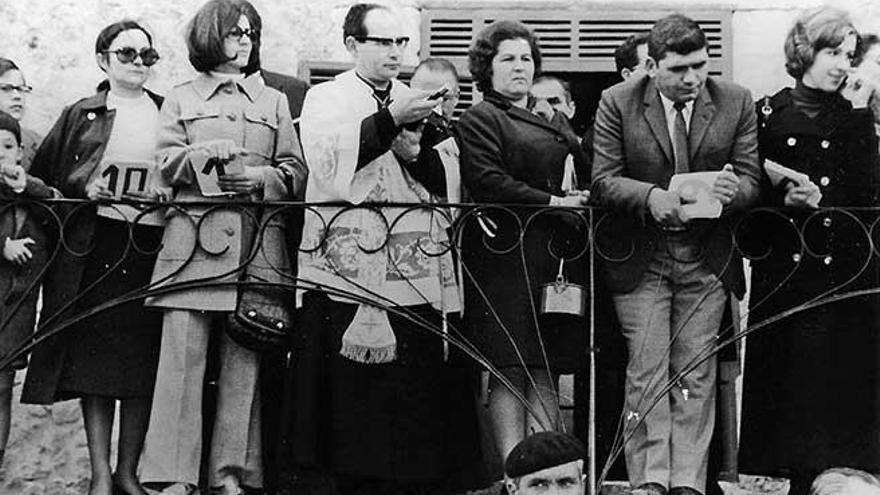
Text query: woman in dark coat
20 20 165 495
457 19 590 461
738 8 880 494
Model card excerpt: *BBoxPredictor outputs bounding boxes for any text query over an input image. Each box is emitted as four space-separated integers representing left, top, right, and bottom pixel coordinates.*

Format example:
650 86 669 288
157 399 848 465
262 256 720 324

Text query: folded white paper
190 150 245 197
764 159 821 207
669 171 722 219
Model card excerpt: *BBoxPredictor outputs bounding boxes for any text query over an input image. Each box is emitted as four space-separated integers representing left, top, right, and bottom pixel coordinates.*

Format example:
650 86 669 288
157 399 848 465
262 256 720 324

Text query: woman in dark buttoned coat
20 20 166 495
457 20 591 462
738 8 880 494
137 1 305 493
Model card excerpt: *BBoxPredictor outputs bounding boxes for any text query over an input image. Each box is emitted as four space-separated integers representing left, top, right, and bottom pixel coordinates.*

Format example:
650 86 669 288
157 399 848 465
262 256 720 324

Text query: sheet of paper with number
669 171 722 219
191 149 245 197
96 159 164 226
434 137 461 206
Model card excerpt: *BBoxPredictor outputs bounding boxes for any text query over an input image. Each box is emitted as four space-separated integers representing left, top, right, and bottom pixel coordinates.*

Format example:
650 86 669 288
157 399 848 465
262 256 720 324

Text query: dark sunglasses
104 47 160 67
226 26 260 42
354 36 410 49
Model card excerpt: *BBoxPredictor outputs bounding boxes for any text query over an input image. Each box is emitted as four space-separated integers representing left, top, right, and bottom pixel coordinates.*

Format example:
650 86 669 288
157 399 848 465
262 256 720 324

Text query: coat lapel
688 86 716 161
642 80 674 165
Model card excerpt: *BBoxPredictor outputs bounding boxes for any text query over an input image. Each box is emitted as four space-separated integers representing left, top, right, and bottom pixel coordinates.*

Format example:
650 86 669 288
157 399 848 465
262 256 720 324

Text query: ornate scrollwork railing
4 198 880 490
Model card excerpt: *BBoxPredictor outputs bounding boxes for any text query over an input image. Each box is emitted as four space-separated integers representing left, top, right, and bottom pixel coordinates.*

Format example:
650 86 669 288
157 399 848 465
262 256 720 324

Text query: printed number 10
102 164 149 195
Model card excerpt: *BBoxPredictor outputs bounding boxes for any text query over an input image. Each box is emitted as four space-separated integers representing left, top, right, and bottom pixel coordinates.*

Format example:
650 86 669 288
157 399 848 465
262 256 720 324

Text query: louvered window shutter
421 7 733 108
299 6 733 118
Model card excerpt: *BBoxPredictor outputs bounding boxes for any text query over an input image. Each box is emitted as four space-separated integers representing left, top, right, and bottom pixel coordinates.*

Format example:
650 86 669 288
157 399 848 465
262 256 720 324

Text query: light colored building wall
5 0 880 137
2 0 880 492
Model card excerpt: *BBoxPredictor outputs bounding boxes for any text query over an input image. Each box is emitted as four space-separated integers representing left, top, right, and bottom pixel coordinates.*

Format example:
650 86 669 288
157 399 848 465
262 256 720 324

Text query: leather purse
226 208 295 353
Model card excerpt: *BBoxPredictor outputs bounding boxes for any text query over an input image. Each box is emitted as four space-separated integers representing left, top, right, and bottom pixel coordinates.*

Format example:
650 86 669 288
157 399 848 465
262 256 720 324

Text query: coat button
822 217 832 227
792 253 801 263
261 115 268 122
223 85 234 94
820 140 830 149
87 112 96 121
555 135 565 143
227 113 237 121
823 256 832 265
819 176 830 187
786 137 797 146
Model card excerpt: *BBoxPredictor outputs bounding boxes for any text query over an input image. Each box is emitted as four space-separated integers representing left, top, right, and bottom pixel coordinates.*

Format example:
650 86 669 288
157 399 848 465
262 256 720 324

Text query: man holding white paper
591 14 760 495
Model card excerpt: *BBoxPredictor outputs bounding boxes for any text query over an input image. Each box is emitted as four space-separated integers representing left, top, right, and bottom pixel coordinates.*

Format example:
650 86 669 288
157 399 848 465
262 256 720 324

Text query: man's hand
390 127 422 163
3 237 35 266
387 89 441 126
784 180 822 209
218 166 266 194
648 188 688 227
712 164 740 206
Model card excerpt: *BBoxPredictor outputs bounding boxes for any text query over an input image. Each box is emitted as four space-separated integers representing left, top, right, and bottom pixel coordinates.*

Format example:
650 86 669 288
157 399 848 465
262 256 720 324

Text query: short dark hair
0 58 21 79
469 20 542 94
533 75 571 102
784 7 858 79
648 14 707 63
95 20 154 92
856 33 880 66
185 0 262 75
414 57 459 81
343 3 386 43
0 111 22 145
615 32 649 73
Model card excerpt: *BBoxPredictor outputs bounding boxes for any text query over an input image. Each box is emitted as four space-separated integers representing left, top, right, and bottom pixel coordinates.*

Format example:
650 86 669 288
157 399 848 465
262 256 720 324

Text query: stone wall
3 0 880 492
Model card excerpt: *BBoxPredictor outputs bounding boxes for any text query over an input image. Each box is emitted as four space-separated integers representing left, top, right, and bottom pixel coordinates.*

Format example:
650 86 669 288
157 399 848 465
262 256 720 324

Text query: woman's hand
85 177 114 201
218 166 266 194
783 181 822 209
551 193 589 207
841 70 875 109
122 187 170 207
190 139 244 161
3 237 35 266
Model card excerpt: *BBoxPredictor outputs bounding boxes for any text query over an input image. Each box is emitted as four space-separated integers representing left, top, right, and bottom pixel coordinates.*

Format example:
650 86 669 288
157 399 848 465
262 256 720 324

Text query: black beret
504 431 586 478
0 111 20 145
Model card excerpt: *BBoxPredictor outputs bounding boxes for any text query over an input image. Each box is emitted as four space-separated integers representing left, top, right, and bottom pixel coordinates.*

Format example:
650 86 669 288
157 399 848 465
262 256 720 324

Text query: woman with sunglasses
20 20 165 495
138 1 305 494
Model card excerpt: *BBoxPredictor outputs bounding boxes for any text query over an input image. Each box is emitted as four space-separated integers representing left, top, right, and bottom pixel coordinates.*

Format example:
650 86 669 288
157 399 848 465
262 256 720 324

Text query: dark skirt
460 211 589 373
285 291 482 488
55 216 163 399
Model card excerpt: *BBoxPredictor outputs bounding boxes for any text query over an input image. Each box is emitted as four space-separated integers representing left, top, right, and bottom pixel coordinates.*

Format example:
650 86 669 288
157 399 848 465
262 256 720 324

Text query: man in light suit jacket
591 14 760 495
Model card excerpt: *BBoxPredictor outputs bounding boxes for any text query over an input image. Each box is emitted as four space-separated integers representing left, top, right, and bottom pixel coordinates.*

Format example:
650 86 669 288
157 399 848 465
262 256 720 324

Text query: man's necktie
673 101 690 174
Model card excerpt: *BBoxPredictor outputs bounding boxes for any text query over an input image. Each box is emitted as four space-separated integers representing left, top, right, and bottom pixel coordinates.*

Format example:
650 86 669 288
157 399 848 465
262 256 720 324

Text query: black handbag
226 208 295 353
